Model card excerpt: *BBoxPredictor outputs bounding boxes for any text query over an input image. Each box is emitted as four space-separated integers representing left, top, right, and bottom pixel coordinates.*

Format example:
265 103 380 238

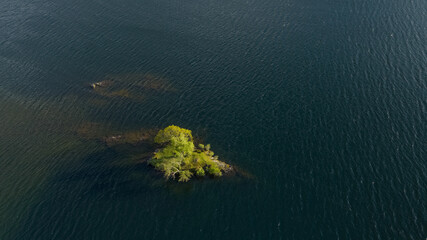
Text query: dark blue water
0 0 426 239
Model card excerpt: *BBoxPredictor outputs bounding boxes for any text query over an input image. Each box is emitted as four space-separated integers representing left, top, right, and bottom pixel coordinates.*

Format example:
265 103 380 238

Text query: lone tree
148 125 230 182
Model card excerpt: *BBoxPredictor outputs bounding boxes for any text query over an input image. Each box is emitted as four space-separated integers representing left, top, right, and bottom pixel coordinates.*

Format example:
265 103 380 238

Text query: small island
148 125 233 182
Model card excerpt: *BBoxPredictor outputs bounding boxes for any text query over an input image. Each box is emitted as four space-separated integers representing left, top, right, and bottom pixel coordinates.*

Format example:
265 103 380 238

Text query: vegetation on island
75 123 244 183
148 125 232 182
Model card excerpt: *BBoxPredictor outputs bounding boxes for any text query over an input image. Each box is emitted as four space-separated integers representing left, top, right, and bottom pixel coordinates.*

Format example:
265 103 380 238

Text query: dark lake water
0 0 426 239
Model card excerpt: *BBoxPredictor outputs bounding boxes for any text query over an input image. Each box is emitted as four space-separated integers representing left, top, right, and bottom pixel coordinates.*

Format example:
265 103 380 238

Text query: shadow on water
53 141 255 200
11 123 256 240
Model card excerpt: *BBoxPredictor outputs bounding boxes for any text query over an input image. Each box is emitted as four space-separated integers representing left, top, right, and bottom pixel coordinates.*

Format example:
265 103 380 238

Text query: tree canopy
148 125 229 182
154 125 193 144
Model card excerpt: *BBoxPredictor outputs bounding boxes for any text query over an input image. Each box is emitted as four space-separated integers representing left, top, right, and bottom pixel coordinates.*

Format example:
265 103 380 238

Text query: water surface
0 0 426 239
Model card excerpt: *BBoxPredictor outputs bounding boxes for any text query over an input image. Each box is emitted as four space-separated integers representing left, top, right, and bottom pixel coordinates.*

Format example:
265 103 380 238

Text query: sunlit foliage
148 125 228 182
154 125 193 144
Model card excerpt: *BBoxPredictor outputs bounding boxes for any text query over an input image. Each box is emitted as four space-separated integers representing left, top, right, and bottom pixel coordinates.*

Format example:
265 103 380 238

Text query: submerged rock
88 73 175 102
90 80 113 89
76 122 115 140
103 128 158 147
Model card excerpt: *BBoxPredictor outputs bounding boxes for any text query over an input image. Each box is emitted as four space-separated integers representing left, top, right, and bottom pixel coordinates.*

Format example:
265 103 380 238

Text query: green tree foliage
148 125 227 182
154 125 193 144
207 164 222 177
